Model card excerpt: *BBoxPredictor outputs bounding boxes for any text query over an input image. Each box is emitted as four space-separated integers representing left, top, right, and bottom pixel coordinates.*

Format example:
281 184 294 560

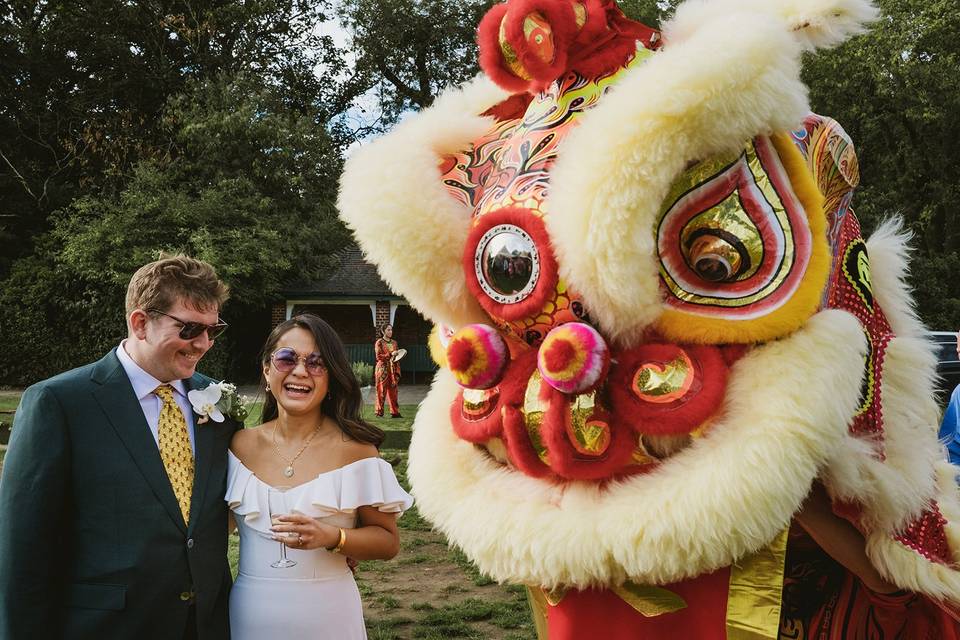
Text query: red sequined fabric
895 503 955 566
825 213 892 446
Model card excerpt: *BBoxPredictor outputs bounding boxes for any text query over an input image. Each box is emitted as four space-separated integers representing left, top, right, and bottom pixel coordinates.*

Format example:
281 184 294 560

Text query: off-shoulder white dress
226 452 413 639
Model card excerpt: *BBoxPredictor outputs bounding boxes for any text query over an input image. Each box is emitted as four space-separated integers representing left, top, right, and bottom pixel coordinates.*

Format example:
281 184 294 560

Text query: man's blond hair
125 254 229 315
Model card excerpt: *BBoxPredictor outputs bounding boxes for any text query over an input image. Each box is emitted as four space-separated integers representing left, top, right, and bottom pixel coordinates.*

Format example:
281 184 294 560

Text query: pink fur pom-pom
446 324 509 390
537 322 609 394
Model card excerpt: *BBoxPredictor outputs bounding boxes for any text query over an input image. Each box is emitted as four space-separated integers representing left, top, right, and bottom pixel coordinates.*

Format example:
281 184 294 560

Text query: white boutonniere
188 381 249 424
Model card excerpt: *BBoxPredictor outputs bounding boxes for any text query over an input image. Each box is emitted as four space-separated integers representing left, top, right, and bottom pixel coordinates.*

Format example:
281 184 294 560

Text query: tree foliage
0 0 345 272
337 0 493 130
803 0 960 328
0 1 349 384
2 0 958 384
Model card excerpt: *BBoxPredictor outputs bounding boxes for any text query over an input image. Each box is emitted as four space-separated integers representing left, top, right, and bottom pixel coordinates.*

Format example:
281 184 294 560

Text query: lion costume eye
655 135 830 344
476 225 541 303
684 230 754 283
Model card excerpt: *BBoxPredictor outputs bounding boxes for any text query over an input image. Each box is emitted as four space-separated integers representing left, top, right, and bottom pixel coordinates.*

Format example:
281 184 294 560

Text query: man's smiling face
132 298 219 382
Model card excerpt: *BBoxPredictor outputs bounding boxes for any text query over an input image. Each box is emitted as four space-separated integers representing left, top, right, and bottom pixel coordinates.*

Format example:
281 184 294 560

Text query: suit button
179 591 192 602
186 538 194 549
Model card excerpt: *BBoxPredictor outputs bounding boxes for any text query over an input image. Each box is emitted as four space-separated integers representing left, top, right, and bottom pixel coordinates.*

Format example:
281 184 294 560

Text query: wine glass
268 486 296 569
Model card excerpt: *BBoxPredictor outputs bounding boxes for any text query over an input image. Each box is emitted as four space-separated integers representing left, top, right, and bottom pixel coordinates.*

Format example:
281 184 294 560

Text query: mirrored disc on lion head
475 224 541 304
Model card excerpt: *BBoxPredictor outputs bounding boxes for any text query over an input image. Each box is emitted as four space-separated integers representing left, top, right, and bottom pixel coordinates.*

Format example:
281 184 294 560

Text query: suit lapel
90 352 187 534
186 374 215 534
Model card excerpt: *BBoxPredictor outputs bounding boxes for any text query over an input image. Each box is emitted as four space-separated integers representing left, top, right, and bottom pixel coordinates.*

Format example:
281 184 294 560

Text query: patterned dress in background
374 337 400 417
779 528 957 640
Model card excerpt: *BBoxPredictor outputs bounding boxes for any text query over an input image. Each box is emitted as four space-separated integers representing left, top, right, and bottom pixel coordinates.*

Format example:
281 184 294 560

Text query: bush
352 361 374 387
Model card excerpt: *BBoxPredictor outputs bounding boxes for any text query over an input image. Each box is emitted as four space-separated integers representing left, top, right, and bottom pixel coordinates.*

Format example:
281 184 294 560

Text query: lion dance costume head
339 0 960 636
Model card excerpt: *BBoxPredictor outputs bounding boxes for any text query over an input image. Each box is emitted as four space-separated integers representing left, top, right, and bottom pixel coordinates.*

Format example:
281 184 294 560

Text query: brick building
272 246 436 383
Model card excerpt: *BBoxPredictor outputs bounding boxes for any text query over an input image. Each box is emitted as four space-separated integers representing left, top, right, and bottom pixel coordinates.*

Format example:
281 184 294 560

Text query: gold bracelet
330 527 347 554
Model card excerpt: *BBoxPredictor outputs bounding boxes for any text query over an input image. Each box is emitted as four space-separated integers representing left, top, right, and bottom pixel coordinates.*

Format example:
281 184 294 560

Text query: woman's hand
269 507 401 560
270 514 340 551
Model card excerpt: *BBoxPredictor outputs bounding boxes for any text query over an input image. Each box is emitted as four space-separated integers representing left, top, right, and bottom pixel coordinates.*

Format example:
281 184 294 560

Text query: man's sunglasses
270 348 327 376
148 309 228 340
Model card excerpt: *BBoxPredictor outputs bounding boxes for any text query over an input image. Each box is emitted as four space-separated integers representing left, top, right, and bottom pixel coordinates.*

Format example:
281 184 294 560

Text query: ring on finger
298 534 304 546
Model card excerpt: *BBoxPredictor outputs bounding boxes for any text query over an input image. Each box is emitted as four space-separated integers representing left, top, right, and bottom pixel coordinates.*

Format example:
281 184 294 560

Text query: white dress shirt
116 341 197 456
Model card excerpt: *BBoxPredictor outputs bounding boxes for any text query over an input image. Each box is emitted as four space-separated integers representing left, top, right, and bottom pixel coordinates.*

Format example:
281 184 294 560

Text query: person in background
938 331 960 466
374 323 401 418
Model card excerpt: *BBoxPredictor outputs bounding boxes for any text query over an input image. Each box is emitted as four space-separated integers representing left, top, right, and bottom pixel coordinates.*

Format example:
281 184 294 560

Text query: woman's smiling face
264 327 329 418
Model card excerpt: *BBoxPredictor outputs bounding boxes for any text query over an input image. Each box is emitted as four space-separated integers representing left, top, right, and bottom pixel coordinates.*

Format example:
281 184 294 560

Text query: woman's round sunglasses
270 348 327 376
148 309 228 340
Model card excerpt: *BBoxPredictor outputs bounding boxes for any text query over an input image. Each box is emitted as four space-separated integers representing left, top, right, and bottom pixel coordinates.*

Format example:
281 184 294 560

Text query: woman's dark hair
260 314 384 447
377 323 392 339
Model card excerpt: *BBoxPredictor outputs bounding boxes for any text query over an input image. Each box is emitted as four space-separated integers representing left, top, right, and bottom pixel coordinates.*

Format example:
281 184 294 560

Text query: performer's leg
387 384 400 417
375 379 385 417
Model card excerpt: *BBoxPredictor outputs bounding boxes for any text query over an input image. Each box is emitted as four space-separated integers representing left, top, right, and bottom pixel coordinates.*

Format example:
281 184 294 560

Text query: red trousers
375 380 399 416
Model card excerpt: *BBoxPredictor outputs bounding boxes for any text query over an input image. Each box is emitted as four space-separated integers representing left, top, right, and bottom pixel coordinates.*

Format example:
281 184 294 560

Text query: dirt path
358 526 536 640
358 451 536 639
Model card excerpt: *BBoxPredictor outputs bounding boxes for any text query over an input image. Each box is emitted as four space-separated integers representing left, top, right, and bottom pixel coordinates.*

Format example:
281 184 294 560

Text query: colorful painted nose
537 322 609 394
608 343 729 436
446 324 510 390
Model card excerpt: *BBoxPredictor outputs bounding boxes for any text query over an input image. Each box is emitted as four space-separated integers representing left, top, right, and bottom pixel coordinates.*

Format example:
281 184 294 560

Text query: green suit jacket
0 350 239 639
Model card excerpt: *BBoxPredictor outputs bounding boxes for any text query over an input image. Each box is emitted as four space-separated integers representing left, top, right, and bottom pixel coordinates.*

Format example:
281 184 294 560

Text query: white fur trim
820 223 960 602
548 13 810 345
665 0 879 52
867 218 925 338
336 76 509 328
409 310 865 588
867 533 960 603
819 221 939 525
821 335 942 530
865 462 960 601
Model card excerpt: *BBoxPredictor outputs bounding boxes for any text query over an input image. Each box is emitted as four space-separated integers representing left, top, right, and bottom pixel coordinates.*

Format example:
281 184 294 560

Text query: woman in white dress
227 314 413 639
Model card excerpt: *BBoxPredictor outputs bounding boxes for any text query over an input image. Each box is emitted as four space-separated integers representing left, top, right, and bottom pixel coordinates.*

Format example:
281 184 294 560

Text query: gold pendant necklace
272 423 321 478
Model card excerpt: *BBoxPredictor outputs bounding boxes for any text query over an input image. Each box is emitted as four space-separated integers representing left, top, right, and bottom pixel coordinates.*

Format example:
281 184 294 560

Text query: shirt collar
116 341 189 401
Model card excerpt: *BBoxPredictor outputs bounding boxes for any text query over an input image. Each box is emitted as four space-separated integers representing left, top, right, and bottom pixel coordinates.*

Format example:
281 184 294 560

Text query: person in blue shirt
938 332 960 465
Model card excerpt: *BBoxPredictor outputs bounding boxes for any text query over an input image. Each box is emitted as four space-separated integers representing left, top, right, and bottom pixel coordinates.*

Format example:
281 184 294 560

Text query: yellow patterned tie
155 385 194 524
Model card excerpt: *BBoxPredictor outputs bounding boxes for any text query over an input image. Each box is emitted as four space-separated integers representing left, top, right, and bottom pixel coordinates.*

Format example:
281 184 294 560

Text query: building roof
282 245 401 299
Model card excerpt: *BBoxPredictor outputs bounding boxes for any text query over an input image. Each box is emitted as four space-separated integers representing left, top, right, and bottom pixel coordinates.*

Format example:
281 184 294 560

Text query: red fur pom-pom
543 339 576 371
477 4 531 94
447 338 475 373
501 0 578 88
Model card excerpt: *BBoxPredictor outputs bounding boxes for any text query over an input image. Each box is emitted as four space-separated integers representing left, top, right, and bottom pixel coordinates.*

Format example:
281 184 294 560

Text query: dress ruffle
226 452 414 534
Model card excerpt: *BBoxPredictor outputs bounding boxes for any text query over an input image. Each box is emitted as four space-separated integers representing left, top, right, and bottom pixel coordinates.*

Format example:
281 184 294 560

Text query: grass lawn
359 450 535 639
361 405 418 431
0 395 418 432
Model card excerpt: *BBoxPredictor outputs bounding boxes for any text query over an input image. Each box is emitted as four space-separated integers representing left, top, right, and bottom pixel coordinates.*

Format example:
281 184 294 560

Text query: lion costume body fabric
338 0 960 637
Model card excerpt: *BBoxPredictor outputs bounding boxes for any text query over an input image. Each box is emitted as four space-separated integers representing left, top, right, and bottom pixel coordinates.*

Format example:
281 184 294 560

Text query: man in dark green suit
0 255 239 639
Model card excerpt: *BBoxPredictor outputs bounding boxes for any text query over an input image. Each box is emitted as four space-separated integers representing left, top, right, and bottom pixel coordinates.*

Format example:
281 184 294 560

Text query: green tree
0 74 347 384
802 0 960 328
0 0 351 384
0 0 345 274
337 0 493 131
